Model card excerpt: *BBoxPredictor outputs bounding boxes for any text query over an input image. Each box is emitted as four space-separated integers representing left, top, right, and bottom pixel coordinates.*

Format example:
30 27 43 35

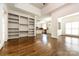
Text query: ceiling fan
43 3 46 5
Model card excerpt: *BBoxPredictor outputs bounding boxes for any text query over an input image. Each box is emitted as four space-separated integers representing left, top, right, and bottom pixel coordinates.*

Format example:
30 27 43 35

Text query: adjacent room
0 3 79 56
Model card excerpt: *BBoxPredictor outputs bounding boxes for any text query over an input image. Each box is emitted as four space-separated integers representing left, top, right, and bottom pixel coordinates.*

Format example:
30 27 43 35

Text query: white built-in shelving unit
28 18 35 36
8 12 35 39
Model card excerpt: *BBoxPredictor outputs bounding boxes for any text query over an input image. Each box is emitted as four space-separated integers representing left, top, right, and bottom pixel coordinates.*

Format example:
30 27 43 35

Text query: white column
0 4 8 49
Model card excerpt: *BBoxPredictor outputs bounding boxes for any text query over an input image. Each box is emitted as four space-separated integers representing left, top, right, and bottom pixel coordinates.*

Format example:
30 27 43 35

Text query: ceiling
7 3 35 16
6 3 67 23
31 3 48 9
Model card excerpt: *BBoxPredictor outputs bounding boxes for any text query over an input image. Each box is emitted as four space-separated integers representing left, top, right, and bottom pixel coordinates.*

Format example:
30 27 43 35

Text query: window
65 23 72 34
65 22 79 35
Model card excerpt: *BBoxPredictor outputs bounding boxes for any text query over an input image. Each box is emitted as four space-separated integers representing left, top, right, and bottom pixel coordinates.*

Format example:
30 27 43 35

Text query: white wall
59 14 79 35
47 21 52 34
51 3 79 38
62 14 79 22
0 4 8 49
15 3 41 16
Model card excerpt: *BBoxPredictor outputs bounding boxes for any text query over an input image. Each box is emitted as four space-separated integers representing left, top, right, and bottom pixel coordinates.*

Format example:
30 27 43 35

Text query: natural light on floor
42 34 48 44
65 37 79 51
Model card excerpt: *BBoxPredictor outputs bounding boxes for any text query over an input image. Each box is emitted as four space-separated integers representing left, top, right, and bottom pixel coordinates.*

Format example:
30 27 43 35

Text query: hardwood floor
0 34 79 56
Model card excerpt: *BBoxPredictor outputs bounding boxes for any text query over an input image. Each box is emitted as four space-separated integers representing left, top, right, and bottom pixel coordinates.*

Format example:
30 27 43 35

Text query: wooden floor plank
0 34 79 56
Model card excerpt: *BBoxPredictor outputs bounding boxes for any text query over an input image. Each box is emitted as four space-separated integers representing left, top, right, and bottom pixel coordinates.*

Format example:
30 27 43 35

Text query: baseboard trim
51 37 57 39
0 42 5 49
51 35 57 39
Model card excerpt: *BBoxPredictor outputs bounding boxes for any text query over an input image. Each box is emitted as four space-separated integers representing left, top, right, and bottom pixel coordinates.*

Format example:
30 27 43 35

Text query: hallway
0 34 79 56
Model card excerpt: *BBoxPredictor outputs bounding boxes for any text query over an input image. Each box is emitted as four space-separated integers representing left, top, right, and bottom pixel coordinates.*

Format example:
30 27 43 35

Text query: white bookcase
8 13 36 39
28 18 35 36
19 16 28 37
8 13 19 39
